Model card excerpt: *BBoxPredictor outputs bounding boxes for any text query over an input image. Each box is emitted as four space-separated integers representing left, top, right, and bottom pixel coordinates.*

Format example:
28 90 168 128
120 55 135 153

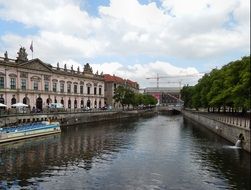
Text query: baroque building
104 74 139 108
0 48 105 110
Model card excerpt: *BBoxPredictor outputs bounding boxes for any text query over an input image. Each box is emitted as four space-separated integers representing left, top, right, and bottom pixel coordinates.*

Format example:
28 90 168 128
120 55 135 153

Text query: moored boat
0 121 61 143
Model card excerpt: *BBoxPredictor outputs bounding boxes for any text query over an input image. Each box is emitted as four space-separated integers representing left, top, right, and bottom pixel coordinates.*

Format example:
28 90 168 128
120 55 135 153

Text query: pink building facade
0 48 105 110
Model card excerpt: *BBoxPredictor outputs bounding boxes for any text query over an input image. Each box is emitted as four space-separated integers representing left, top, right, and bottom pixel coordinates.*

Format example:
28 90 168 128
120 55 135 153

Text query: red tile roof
104 74 139 89
104 74 124 84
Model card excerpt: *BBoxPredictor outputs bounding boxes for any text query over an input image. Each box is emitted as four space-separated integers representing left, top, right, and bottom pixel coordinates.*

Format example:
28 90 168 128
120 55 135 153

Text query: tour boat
0 121 61 143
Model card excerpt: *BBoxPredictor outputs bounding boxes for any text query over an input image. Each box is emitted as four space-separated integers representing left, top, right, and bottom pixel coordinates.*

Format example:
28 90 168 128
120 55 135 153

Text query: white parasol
11 102 29 107
0 103 7 107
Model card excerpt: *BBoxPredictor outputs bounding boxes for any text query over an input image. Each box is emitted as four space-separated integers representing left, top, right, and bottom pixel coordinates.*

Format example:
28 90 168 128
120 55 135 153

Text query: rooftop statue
16 47 28 63
4 51 9 61
64 64 67 70
83 63 93 74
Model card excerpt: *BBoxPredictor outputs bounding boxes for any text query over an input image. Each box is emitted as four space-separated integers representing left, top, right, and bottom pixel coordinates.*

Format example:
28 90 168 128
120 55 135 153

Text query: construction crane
146 73 204 88
146 73 170 88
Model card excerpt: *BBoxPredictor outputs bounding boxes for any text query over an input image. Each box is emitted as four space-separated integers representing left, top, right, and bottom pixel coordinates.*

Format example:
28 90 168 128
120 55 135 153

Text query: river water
0 115 250 190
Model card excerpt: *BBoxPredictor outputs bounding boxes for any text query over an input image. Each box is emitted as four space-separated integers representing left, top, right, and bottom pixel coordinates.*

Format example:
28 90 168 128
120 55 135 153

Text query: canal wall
0 110 156 128
182 110 250 152
60 110 156 126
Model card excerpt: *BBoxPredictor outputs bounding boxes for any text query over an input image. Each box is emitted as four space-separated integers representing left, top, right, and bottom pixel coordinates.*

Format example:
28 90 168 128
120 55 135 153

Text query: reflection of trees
0 119 138 184
183 118 250 189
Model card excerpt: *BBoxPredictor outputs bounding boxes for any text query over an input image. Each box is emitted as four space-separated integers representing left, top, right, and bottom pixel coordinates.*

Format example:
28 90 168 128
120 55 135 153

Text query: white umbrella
0 103 7 107
11 102 28 107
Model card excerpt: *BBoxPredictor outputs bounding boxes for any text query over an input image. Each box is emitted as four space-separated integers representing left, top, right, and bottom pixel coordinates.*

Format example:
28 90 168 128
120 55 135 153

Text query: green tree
181 56 250 113
113 86 127 110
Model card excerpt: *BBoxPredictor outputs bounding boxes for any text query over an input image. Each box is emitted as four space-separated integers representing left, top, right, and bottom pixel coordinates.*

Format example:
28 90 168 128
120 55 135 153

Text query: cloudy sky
0 0 249 88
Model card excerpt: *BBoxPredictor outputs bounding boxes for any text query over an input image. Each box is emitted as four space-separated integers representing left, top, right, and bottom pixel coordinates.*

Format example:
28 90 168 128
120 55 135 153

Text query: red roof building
103 74 139 108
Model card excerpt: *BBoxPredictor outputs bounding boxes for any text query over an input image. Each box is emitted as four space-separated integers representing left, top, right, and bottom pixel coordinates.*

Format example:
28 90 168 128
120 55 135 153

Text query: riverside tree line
113 86 157 110
181 56 250 113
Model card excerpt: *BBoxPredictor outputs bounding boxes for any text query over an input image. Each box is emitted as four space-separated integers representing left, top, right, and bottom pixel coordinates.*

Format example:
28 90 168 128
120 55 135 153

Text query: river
0 115 250 190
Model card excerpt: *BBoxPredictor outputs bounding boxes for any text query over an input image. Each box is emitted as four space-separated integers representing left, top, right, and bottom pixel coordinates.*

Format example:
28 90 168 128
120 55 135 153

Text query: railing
216 115 250 129
195 112 250 130
0 106 157 118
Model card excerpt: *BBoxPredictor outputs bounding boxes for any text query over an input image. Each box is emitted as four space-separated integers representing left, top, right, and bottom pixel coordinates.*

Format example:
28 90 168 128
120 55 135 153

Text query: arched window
11 97 16 105
74 99 77 108
99 100 101 108
0 95 4 104
81 99 84 108
23 97 29 105
46 98 52 105
68 99 71 108
36 97 43 111
87 99 91 108
61 98 64 105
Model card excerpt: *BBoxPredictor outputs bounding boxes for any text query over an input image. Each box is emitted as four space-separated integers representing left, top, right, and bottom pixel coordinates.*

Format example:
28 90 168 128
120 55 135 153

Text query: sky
0 0 250 88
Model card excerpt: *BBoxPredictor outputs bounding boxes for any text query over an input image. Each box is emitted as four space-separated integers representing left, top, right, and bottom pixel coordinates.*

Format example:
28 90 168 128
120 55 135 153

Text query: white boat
0 121 61 143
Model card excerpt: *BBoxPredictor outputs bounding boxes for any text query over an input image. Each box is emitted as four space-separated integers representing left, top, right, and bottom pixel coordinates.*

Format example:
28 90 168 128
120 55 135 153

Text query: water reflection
183 118 250 189
0 119 139 189
0 115 250 190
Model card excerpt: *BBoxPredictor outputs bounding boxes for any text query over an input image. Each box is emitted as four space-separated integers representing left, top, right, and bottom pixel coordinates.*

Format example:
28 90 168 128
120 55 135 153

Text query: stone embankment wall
0 110 156 128
182 110 250 152
60 110 155 126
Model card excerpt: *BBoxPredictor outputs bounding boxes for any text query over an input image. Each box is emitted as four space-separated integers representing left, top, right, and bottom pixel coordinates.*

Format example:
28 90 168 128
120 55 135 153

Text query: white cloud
0 0 249 60
0 0 249 87
91 61 201 88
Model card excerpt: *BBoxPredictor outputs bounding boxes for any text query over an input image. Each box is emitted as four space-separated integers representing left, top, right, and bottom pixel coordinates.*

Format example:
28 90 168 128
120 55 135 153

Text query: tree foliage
113 86 157 109
181 56 250 113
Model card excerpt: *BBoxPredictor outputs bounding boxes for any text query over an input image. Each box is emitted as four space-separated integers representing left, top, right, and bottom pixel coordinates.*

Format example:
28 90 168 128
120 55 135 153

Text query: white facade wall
0 59 105 110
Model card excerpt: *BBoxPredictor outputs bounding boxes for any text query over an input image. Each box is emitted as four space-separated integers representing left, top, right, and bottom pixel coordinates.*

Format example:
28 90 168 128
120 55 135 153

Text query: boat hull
0 123 61 143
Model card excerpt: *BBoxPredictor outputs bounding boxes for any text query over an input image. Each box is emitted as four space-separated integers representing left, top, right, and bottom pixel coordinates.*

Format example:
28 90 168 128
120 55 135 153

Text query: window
0 77 4 89
74 84 77 94
0 95 5 104
60 83 64 93
53 83 57 92
68 99 71 108
80 85 84 94
99 87 102 95
94 87 97 95
67 84 71 93
21 79 26 90
87 86 90 94
11 96 16 104
10 78 16 89
33 81 38 90
44 81 49 92
74 99 77 108
113 83 116 93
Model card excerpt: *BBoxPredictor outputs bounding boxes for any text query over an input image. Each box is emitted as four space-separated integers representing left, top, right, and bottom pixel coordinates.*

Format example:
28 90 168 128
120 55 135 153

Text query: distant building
144 87 181 105
0 47 105 110
104 74 139 108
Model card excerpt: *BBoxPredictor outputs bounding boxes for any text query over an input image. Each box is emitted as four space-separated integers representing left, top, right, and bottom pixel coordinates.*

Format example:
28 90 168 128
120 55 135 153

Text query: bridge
157 104 183 114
